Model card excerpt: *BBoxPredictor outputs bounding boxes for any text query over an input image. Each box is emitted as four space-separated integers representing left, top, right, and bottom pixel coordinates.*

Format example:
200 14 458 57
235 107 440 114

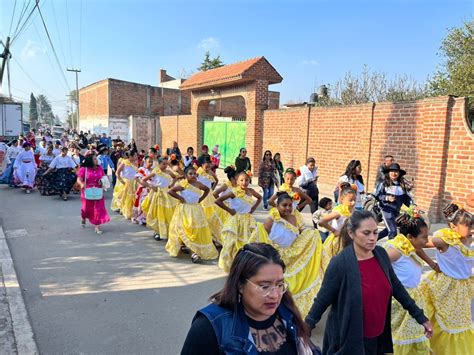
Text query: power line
36 3 72 92
65 0 73 68
50 0 69 69
9 0 18 36
12 0 30 38
11 0 38 45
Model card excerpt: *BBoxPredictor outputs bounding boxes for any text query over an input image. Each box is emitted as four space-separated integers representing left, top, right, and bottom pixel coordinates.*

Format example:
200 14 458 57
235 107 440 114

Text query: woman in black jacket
305 210 432 355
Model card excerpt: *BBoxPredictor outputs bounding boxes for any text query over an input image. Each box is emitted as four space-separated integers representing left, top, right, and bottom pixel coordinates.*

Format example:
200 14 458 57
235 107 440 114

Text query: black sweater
305 245 428 355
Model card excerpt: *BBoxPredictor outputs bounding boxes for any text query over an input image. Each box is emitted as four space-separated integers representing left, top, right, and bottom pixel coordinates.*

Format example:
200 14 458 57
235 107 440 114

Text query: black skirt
50 168 77 193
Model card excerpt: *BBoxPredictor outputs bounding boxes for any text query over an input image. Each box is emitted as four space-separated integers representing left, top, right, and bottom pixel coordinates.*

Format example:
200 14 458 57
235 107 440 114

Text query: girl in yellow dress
141 157 178 241
268 168 312 216
111 151 138 219
166 165 218 263
385 210 432 355
420 203 474 355
318 187 356 271
215 171 262 272
212 166 238 227
196 158 224 244
251 192 323 317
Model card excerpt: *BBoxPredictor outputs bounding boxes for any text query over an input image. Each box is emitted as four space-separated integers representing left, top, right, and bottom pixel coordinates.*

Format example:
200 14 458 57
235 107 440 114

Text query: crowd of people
0 130 472 355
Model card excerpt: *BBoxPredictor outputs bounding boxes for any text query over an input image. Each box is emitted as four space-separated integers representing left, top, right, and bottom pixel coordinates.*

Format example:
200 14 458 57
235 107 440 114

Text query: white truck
0 102 23 141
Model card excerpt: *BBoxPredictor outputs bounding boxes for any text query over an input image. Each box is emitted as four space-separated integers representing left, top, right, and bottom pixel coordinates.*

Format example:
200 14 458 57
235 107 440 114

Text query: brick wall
79 80 109 117
206 96 246 118
159 114 196 153
261 96 472 221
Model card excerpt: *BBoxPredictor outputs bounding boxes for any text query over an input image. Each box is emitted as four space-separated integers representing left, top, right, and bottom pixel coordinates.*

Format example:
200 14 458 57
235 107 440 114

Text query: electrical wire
65 0 73 68
12 0 30 39
50 0 69 70
11 0 38 45
36 4 72 92
9 0 18 37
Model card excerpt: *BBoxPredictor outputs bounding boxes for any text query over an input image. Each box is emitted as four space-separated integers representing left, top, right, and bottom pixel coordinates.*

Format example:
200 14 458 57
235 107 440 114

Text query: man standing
166 141 182 161
374 155 394 189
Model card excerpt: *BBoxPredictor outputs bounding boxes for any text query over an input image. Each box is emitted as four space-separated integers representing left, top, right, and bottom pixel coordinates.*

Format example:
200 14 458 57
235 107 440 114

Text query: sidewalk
0 226 38 355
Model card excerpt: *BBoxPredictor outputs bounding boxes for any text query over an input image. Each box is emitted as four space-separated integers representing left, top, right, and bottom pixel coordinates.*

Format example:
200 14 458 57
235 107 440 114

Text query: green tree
36 94 54 126
428 19 474 106
29 93 38 128
198 51 224 71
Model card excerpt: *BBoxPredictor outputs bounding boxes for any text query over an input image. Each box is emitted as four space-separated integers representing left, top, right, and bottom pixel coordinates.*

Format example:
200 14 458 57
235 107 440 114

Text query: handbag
84 168 104 200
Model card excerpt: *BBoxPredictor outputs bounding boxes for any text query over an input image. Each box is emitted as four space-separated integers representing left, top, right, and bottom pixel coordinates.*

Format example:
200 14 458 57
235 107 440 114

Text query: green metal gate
203 120 246 168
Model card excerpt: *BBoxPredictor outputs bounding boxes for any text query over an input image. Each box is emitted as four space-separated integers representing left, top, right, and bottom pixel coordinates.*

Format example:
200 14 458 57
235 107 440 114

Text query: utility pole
0 36 11 87
67 68 81 129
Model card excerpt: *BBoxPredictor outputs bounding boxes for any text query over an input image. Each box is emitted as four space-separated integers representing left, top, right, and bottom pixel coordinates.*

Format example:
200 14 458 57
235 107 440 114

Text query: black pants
378 210 398 240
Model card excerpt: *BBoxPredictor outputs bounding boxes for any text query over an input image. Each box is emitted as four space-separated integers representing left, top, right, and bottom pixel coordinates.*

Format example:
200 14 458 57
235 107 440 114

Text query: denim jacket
196 303 299 354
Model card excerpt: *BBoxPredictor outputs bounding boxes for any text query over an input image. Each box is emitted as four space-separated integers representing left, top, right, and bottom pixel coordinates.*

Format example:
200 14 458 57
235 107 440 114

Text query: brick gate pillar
246 80 269 174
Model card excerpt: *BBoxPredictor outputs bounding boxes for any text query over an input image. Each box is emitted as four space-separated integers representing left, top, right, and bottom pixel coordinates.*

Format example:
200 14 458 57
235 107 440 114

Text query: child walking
318 187 356 271
420 203 473 354
386 209 433 354
312 197 333 242
375 163 412 239
165 166 218 263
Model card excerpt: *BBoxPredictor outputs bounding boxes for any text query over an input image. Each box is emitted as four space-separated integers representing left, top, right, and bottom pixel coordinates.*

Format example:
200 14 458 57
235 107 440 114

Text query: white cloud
20 40 45 60
197 37 219 51
301 59 320 66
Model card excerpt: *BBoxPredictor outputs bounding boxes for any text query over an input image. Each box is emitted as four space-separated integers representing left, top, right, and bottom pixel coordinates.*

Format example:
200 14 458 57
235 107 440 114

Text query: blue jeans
263 184 274 208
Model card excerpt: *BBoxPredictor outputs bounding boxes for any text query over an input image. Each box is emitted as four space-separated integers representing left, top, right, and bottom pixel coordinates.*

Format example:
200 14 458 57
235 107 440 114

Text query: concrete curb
0 226 39 355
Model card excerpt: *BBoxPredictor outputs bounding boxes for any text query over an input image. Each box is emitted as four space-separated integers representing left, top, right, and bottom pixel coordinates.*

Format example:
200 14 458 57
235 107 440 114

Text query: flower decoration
246 170 253 177
293 192 301 201
295 169 301 177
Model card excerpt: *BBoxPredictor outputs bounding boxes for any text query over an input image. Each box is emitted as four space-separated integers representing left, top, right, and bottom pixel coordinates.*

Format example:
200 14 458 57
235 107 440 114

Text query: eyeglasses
246 279 288 297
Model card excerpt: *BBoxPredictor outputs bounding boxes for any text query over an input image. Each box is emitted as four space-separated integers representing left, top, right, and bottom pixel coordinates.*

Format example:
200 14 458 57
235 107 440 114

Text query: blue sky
0 0 472 119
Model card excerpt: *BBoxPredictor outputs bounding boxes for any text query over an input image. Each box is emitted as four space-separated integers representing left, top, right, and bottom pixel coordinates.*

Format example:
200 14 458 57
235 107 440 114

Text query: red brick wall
159 114 196 153
79 80 109 117
261 96 473 221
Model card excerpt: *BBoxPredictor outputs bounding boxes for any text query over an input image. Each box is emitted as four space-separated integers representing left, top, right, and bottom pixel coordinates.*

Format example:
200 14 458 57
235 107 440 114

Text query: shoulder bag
84 168 104 200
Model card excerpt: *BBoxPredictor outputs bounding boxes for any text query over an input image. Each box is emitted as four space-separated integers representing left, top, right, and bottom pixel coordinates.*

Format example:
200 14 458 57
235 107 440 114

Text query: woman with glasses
258 150 277 210
251 192 323 318
182 243 318 355
235 148 252 174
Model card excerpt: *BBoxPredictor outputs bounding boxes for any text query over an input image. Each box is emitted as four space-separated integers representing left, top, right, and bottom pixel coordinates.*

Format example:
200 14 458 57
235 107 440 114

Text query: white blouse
388 247 422 289
13 150 35 167
269 221 298 248
436 246 473 280
180 188 201 204
49 155 77 169
229 196 253 214
197 174 213 189
151 173 172 188
121 165 137 180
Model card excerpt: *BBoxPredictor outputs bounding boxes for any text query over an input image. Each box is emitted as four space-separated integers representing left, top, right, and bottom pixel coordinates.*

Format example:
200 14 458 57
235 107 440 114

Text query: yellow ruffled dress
420 228 474 355
216 181 234 227
197 168 223 244
165 180 218 260
141 169 177 239
386 235 431 355
250 208 323 317
321 204 351 272
218 187 257 272
111 160 137 219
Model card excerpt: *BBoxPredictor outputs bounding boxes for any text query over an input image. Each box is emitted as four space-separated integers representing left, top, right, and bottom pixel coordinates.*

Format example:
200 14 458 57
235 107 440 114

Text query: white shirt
269 220 298 248
39 154 55 164
229 196 253 214
296 165 318 187
436 246 473 280
180 188 201 204
7 146 23 160
388 247 422 288
52 148 61 157
49 155 77 169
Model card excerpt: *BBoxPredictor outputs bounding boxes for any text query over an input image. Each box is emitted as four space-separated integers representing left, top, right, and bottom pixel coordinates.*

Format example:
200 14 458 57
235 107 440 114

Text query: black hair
319 197 332 209
224 166 237 180
81 154 96 168
276 191 293 205
187 146 194 152
201 156 211 165
337 210 378 251
340 186 356 199
443 203 473 227
343 159 364 185
148 147 157 154
306 157 316 164
385 155 394 159
396 213 428 238
157 156 168 164
184 165 196 175
211 243 309 344
284 168 296 177
262 150 273 162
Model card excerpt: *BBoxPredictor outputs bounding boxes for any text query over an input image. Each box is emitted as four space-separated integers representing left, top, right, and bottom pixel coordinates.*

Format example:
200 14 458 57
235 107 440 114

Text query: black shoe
153 233 161 241
191 253 201 263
